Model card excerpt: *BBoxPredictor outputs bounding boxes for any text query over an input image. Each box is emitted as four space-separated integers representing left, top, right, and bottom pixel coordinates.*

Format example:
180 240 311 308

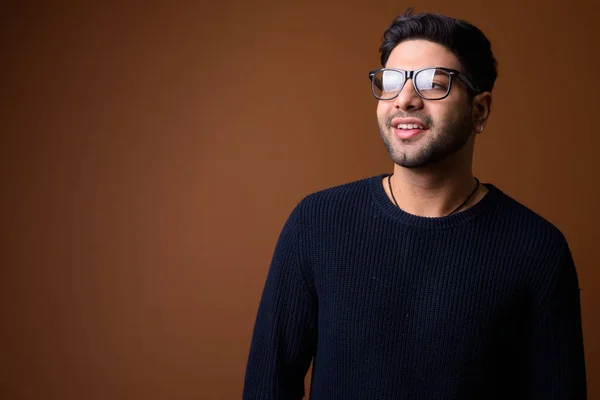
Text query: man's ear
473 92 492 133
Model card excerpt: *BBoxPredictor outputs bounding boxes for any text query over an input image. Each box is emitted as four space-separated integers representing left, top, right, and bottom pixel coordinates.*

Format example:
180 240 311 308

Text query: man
243 9 587 399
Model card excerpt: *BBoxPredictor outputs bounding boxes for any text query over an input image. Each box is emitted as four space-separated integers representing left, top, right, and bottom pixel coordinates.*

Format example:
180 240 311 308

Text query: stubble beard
378 108 474 168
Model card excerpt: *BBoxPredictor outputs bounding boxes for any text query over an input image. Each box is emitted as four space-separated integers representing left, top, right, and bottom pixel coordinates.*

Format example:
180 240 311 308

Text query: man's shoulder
297 174 381 210
284 174 384 225
491 184 568 245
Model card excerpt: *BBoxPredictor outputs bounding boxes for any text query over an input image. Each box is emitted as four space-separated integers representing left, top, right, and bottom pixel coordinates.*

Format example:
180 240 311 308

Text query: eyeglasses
368 67 480 101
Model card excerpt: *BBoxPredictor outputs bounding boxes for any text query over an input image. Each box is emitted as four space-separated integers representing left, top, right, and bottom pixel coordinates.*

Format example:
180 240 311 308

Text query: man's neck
384 161 487 218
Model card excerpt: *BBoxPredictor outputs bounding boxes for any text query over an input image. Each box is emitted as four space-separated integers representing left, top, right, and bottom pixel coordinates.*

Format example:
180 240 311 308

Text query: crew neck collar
369 174 502 229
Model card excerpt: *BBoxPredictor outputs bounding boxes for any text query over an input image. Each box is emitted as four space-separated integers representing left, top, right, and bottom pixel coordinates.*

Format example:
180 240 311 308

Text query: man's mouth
391 119 429 140
395 123 426 130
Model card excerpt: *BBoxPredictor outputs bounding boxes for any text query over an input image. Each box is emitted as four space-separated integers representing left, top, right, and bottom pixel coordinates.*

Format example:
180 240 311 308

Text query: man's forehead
386 39 461 71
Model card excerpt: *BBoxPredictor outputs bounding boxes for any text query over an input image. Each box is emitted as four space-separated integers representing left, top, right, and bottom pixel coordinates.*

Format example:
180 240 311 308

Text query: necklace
387 175 480 216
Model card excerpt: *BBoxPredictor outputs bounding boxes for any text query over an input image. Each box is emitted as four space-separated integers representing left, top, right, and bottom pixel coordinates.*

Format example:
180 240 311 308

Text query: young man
243 10 587 399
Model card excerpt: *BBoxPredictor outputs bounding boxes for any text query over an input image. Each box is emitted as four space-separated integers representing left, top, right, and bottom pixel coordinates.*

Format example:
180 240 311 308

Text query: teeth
396 123 424 130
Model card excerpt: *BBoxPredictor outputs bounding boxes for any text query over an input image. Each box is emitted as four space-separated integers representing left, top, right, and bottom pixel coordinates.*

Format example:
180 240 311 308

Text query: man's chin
393 160 432 169
391 155 427 169
390 149 442 169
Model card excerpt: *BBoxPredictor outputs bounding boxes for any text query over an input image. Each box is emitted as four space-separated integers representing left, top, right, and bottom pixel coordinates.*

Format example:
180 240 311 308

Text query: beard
378 106 474 168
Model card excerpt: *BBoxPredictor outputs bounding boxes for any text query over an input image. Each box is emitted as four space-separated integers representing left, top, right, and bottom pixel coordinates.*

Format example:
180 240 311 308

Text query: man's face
377 39 475 168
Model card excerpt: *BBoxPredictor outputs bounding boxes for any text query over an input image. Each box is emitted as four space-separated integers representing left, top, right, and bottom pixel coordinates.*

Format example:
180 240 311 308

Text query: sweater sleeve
526 243 587 399
243 203 318 400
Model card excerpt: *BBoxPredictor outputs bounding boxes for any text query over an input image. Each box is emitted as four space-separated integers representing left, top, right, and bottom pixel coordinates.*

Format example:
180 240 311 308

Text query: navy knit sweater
243 174 587 399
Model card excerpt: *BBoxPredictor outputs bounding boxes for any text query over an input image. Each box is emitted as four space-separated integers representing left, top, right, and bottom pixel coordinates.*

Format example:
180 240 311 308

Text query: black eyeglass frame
368 67 480 100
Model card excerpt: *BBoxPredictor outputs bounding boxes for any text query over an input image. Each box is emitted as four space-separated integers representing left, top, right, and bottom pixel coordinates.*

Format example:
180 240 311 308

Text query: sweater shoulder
296 175 377 216
492 186 569 248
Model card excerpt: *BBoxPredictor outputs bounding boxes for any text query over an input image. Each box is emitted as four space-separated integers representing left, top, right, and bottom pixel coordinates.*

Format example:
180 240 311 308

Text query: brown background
1 1 599 399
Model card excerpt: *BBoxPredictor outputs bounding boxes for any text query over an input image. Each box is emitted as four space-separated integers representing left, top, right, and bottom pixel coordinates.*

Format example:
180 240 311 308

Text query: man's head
374 9 497 168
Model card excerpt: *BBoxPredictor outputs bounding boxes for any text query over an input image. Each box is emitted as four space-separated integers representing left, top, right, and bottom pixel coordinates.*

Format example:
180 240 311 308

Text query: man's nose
392 80 424 111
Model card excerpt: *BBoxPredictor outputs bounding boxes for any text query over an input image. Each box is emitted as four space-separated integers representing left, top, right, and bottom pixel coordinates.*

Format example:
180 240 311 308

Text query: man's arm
243 204 317 400
527 242 587 398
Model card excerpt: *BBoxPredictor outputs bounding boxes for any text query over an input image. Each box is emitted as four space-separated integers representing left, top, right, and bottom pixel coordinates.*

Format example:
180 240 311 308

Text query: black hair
379 8 498 93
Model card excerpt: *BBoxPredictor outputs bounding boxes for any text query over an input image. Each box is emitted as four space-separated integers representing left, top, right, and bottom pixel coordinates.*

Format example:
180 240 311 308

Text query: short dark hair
379 8 498 93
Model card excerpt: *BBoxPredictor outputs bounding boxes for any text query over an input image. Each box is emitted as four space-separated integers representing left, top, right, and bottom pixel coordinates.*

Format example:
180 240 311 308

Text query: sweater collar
369 174 503 229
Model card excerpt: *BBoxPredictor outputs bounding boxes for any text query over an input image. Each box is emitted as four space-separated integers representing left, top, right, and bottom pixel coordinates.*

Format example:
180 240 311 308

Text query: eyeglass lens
372 68 451 100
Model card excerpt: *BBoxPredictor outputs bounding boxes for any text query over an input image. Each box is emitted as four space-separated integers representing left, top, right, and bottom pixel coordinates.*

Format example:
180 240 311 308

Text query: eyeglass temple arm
454 73 480 93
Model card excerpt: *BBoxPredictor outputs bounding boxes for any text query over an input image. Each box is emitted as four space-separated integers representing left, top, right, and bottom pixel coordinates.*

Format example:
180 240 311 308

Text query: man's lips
393 126 427 140
391 117 430 140
390 117 430 130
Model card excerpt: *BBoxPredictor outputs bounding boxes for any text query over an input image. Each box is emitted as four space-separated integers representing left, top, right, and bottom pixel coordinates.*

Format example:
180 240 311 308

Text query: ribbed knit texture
243 174 587 399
